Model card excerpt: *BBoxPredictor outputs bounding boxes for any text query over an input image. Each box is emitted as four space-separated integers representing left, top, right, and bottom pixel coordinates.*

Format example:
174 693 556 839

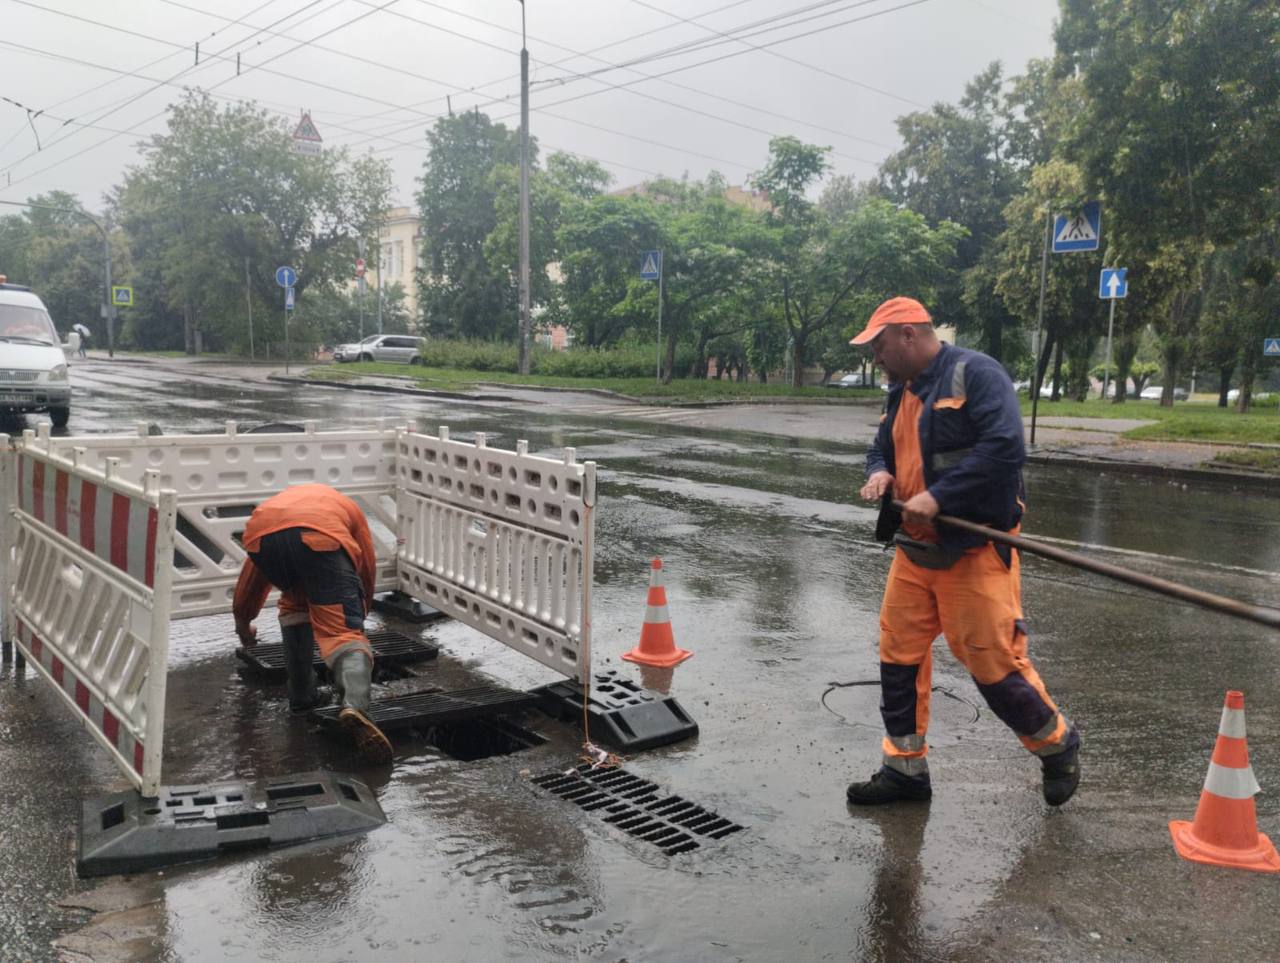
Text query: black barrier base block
312 685 538 734
371 590 447 624
235 628 438 684
532 670 698 752
77 770 386 878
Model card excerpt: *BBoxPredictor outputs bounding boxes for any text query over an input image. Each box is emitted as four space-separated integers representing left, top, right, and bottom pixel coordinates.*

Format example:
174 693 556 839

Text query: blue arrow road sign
640 250 661 280
1053 201 1101 253
1265 338 1280 357
1099 267 1128 299
285 286 296 311
275 265 297 288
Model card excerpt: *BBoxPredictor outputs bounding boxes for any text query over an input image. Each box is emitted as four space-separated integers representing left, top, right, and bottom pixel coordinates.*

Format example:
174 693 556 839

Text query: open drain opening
424 718 545 761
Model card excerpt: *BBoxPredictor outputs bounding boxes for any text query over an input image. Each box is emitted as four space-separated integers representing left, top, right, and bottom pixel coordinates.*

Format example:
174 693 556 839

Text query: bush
414 337 698 379
416 338 518 371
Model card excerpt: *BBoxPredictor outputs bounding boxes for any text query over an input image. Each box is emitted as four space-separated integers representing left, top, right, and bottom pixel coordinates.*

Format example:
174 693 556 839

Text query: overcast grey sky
0 0 1059 210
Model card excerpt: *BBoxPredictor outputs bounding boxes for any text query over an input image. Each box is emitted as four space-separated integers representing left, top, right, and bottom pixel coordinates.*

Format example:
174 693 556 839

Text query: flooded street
4 359 1280 961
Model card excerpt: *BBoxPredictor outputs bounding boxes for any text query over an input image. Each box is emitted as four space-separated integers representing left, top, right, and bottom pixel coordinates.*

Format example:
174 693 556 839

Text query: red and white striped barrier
4 433 175 796
15 452 158 588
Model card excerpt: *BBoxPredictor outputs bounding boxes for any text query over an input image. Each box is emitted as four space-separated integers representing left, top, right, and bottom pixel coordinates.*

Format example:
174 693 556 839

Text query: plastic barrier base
532 669 699 752
311 685 538 734
372 590 447 624
77 770 386 878
235 628 438 683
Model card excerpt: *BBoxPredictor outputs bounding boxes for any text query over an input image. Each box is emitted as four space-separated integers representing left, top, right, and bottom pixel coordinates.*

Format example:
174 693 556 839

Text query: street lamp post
517 0 532 376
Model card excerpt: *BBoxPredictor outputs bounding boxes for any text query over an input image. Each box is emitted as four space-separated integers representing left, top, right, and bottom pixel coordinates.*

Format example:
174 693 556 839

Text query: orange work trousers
877 542 1074 778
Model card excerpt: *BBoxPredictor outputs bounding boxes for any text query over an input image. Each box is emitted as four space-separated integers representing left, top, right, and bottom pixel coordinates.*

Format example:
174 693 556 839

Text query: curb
268 374 514 403
1026 451 1279 493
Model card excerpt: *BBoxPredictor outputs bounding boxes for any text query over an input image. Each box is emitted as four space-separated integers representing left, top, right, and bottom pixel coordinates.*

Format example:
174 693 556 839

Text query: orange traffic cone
1169 690 1280 873
622 558 692 669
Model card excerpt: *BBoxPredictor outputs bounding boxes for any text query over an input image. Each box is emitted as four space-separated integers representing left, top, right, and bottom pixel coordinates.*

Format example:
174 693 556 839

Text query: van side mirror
66 331 82 351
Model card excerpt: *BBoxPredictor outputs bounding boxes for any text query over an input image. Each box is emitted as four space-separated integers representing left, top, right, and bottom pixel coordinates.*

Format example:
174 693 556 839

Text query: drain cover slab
311 685 538 733
532 764 743 855
236 628 438 682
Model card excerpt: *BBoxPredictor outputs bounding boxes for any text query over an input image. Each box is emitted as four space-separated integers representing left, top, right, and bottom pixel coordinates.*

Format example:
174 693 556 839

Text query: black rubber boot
332 650 393 765
1041 739 1081 806
846 768 932 806
281 624 324 713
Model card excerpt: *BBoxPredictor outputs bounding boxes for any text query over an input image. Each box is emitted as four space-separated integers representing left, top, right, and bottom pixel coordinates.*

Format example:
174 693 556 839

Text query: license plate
0 395 31 404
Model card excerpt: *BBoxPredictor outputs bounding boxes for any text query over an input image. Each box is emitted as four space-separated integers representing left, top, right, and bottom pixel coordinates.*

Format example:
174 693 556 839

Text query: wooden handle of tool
891 500 1280 631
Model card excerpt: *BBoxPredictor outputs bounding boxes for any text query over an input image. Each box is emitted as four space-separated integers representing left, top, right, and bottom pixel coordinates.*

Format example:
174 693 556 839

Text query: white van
0 278 72 428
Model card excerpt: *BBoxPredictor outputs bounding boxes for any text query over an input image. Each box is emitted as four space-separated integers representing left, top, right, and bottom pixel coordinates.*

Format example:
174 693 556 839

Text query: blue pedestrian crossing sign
1264 337 1280 357
110 285 133 306
275 265 297 288
1053 201 1101 253
1099 267 1127 299
285 286 296 311
640 250 661 280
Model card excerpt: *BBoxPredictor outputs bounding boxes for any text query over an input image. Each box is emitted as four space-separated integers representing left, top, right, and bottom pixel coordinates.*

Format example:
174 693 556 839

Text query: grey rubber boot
332 650 393 765
281 623 324 713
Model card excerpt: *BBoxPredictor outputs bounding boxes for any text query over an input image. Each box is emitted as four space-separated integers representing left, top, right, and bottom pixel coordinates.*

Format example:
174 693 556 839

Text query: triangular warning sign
1055 214 1096 244
293 112 322 143
641 253 658 275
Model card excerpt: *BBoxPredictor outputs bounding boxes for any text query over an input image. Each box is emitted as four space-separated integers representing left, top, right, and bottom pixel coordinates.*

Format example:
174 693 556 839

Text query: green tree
1056 0 1280 406
415 112 522 339
113 93 390 352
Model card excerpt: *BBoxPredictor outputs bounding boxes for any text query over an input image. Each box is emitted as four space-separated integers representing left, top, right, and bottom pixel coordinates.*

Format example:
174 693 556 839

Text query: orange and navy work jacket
867 343 1026 551
231 484 378 623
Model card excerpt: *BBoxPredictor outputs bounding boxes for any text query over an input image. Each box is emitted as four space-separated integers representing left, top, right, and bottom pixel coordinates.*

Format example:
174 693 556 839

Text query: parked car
1227 388 1274 403
0 277 72 428
1140 385 1189 401
827 372 878 389
333 333 423 364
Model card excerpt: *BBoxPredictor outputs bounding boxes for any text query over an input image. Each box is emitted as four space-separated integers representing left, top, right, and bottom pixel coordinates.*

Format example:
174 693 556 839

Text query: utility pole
244 256 255 360
1030 207 1052 445
517 0 532 376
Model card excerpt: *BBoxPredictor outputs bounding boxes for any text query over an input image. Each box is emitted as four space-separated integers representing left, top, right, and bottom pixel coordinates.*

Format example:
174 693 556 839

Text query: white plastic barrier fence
1 420 601 796
2 432 176 796
40 421 400 618
394 427 597 680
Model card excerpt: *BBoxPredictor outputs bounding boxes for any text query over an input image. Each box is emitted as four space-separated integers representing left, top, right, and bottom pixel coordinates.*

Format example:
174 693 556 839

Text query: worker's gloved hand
860 470 894 502
236 619 258 647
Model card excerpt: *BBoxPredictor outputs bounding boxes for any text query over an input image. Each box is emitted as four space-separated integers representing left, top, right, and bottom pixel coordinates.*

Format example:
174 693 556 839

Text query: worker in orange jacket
233 484 392 765
846 297 1080 807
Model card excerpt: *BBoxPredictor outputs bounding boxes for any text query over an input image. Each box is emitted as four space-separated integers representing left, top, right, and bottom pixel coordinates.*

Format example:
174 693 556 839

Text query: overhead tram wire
339 0 890 134
394 0 896 152
0 36 666 196
524 0 938 117
525 0 918 94
2 0 402 192
0 12 464 142
628 0 928 108
328 3 902 166
1 0 331 170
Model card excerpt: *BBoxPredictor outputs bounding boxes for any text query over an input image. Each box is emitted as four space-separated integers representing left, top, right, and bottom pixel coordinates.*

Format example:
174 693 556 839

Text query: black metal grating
311 685 538 733
236 628 438 681
532 764 743 855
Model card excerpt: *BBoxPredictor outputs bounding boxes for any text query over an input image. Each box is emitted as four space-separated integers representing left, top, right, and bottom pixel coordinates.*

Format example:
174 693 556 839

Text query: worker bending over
233 483 393 765
848 297 1080 807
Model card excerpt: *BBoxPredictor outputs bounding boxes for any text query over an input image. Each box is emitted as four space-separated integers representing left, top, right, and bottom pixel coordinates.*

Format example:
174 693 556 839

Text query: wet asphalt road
3 358 1280 961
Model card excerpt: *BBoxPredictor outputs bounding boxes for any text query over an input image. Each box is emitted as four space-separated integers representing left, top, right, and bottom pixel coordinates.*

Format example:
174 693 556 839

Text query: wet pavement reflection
3 360 1279 961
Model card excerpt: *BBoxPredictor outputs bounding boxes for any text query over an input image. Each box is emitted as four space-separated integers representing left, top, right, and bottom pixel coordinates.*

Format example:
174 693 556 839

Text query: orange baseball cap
849 297 932 345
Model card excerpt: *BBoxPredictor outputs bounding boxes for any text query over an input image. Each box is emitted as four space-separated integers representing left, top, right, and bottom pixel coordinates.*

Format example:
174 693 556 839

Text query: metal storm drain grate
312 685 538 733
236 628 438 684
532 764 744 856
